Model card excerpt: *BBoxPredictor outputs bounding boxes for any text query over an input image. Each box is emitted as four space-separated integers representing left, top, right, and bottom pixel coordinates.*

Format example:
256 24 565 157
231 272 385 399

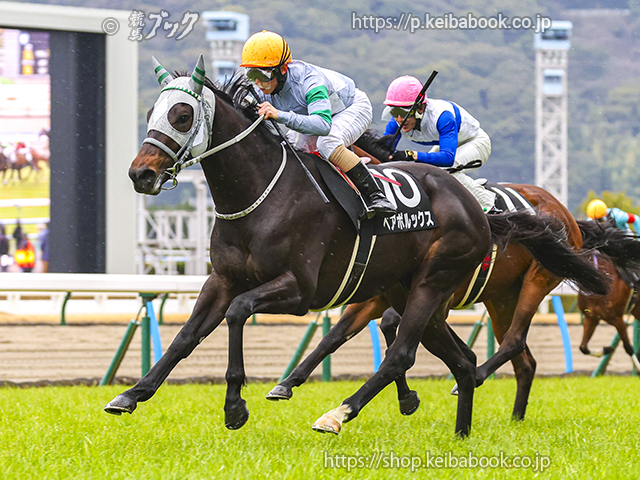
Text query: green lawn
0 166 49 235
0 377 638 479
0 166 49 201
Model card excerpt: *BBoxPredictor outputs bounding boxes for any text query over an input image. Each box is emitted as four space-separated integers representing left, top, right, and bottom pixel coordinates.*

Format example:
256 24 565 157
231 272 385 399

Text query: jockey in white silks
382 75 498 213
240 30 395 219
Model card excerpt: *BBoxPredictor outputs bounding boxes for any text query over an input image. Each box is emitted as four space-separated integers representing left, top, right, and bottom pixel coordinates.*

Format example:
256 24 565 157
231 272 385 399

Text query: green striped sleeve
310 109 332 124
305 85 329 105
306 85 332 125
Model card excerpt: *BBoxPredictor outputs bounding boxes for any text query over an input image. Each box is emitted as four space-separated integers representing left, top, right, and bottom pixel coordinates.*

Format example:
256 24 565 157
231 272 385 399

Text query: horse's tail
576 219 640 282
487 211 609 295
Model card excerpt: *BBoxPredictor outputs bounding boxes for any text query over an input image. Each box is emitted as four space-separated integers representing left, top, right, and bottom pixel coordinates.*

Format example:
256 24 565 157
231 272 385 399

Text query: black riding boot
346 162 396 219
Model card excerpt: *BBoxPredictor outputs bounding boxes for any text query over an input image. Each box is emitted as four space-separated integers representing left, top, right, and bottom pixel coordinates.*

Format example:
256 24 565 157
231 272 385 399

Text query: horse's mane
174 70 281 144
353 130 396 163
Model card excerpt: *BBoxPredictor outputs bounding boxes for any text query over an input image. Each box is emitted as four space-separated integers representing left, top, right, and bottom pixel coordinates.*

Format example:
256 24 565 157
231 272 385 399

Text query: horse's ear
189 55 206 96
152 56 171 88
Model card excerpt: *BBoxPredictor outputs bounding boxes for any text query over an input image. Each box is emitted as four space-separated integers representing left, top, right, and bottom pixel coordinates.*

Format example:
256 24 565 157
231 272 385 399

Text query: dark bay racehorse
104 57 606 437
268 134 640 422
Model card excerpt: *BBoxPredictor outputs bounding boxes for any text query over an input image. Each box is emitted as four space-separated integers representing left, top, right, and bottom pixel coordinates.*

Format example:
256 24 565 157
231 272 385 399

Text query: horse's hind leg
419 309 477 436
313 281 476 437
445 323 477 366
268 297 387 400
105 272 233 415
378 307 421 415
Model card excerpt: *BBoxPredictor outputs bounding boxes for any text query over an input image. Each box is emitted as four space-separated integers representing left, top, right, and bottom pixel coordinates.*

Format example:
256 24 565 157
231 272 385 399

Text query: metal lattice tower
534 21 572 206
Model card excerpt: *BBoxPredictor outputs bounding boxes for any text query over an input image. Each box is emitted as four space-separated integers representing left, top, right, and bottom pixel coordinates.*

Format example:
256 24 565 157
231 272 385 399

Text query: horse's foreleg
268 297 387 401
579 313 601 356
379 307 421 415
223 271 308 430
481 298 538 421
510 346 537 421
104 273 232 415
476 268 557 383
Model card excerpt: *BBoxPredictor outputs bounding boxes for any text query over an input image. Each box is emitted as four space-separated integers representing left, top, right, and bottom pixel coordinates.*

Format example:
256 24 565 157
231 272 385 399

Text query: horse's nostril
129 168 156 185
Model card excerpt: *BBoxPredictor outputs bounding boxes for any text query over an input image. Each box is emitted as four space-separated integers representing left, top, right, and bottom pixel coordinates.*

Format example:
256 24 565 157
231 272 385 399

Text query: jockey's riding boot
346 162 396 219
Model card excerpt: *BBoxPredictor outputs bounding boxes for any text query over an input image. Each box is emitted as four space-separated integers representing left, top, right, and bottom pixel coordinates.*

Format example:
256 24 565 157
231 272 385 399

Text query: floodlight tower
202 11 250 83
534 20 572 206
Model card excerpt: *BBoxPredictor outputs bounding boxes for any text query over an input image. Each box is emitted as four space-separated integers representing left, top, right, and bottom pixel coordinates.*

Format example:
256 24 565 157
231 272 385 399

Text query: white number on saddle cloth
377 167 421 209
365 165 438 234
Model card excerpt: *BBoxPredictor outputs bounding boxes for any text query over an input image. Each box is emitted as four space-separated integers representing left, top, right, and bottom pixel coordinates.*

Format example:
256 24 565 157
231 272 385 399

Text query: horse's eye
178 115 190 123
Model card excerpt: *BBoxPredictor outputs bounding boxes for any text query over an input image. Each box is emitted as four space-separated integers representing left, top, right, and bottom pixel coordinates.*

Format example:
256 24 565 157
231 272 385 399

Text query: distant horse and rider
576 200 640 371
104 49 612 438
0 129 50 182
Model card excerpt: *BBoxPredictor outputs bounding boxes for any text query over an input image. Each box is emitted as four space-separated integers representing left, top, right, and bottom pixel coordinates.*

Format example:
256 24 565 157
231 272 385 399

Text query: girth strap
312 219 377 311
453 244 498 310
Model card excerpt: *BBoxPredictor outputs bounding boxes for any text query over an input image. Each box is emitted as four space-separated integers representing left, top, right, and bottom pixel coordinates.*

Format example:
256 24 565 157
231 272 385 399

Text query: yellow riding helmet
240 30 292 68
586 199 608 219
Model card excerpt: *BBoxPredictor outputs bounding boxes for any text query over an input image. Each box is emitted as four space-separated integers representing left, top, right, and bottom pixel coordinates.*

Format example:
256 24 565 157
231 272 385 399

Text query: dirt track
0 321 636 385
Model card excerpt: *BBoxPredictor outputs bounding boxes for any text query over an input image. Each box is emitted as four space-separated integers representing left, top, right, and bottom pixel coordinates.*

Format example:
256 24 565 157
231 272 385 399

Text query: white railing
0 272 208 323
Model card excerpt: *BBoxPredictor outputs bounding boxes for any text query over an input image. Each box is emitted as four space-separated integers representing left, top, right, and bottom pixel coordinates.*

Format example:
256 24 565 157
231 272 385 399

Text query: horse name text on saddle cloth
368 165 439 235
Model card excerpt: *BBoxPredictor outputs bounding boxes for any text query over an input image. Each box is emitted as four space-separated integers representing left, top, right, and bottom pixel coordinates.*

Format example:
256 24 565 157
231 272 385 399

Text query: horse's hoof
225 400 250 430
399 390 420 416
266 384 292 401
104 394 137 415
312 415 341 435
450 384 459 396
603 346 615 356
312 404 352 435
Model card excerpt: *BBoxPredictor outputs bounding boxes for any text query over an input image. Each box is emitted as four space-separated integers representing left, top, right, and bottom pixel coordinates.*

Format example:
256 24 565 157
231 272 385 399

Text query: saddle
481 182 536 214
312 157 440 235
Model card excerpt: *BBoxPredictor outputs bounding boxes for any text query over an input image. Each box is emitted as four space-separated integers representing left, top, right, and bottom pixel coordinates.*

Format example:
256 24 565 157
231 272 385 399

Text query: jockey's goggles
246 67 278 83
389 106 413 118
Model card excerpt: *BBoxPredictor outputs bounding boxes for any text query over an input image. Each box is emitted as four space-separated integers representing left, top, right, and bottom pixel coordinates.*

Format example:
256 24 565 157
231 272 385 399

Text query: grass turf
0 377 638 479
0 166 49 236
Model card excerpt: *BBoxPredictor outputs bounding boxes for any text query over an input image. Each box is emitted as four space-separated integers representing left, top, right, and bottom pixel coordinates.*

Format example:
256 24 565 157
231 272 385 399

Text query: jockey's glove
390 150 418 162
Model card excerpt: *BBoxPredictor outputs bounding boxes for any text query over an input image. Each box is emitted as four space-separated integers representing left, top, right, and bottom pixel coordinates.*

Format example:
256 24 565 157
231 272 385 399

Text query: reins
154 112 266 192
214 142 288 220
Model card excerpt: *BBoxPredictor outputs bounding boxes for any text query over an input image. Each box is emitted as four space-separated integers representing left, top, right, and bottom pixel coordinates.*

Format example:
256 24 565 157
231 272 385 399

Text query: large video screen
0 28 50 273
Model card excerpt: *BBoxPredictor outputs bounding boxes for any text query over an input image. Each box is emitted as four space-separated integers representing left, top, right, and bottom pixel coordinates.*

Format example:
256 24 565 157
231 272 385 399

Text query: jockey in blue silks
382 75 499 213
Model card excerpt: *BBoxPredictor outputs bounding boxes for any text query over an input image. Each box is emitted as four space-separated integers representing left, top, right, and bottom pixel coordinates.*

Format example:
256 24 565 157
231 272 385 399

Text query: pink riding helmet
384 76 426 107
